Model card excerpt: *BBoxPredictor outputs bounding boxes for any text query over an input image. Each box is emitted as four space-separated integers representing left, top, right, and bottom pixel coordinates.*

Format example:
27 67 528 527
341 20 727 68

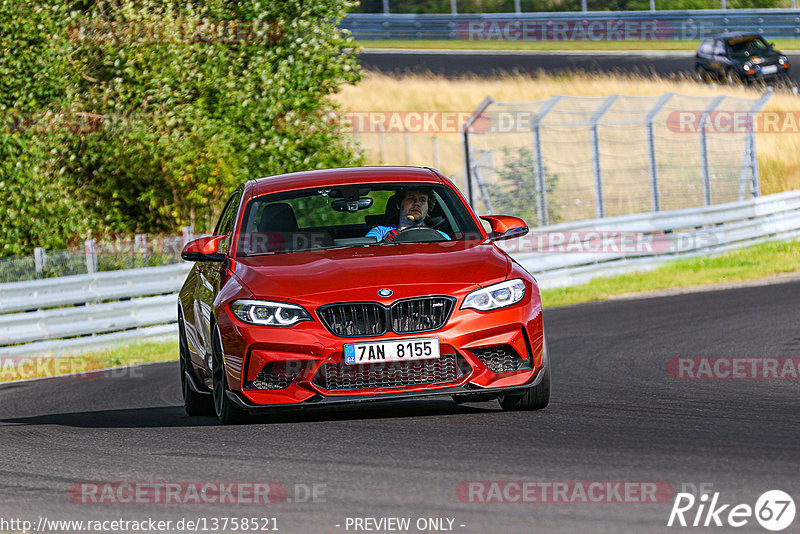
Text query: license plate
344 337 440 365
761 65 778 74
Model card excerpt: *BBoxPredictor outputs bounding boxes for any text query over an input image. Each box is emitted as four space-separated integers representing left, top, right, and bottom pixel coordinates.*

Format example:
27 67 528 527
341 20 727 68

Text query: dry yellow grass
332 71 800 198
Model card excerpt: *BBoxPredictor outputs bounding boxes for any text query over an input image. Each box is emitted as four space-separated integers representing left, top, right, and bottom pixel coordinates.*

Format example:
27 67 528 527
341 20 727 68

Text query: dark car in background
695 32 790 84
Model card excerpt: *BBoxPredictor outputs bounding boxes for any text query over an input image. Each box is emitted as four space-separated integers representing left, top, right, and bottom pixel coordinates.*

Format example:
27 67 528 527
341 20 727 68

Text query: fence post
378 124 386 164
530 95 562 226
514 0 521 13
739 88 772 199
461 96 495 208
645 92 673 212
382 0 389 14
590 94 619 219
34 247 46 277
182 226 194 247
134 233 147 255
450 0 457 15
85 239 97 275
699 95 726 206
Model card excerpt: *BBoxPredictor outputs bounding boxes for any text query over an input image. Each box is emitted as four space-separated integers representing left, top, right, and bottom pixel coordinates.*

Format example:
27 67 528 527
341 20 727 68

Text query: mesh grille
312 353 469 391
318 297 455 337
245 361 303 390
318 303 386 337
391 297 454 334
472 345 531 373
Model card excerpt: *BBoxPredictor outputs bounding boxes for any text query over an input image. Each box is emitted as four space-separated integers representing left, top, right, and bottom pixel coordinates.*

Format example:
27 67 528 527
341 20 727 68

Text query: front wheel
499 363 550 411
499 333 551 411
212 325 248 425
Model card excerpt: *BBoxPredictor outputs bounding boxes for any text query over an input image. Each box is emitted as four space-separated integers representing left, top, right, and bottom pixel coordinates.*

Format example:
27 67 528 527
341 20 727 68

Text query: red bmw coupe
178 167 549 423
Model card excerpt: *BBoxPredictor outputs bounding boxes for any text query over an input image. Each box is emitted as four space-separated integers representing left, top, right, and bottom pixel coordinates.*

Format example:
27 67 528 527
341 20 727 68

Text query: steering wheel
388 226 449 243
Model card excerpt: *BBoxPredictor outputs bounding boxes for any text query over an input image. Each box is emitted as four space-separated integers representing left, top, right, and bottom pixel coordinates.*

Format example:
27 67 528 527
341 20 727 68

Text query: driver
366 189 449 242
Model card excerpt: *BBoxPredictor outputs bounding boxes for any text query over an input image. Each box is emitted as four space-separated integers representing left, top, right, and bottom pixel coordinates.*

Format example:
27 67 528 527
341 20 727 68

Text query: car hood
234 240 509 303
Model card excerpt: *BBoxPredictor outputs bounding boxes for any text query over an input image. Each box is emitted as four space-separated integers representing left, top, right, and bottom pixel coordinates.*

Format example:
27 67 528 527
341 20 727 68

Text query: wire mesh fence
463 90 772 225
0 229 194 284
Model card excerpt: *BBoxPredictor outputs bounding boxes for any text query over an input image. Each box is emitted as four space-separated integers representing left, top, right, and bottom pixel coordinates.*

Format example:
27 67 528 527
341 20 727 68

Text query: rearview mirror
480 215 529 242
331 197 374 212
181 235 227 262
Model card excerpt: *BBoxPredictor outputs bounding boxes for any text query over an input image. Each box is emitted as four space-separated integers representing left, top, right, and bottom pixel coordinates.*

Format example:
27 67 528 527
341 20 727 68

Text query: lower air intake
312 354 470 391
244 361 304 390
472 345 531 373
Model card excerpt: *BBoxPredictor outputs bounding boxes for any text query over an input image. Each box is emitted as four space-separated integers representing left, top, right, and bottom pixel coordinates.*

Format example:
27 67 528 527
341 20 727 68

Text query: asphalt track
359 49 800 85
2 279 799 533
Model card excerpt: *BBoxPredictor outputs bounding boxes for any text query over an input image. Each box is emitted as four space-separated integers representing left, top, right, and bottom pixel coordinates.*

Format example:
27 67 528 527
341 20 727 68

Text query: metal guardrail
342 10 800 40
0 263 191 358
1 191 797 357
504 190 800 288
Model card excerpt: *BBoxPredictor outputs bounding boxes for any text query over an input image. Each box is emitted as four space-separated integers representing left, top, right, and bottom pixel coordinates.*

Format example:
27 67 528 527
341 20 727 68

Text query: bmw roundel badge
378 288 393 297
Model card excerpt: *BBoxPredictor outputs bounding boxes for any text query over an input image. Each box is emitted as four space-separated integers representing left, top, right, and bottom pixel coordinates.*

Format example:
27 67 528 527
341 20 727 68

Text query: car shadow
0 399 502 429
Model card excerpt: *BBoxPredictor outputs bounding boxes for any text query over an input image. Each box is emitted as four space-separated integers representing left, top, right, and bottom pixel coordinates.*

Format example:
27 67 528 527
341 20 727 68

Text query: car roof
712 32 764 41
251 166 446 197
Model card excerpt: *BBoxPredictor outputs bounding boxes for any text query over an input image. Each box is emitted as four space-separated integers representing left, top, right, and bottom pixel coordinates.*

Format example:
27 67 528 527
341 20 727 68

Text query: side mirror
480 215 529 242
181 235 227 262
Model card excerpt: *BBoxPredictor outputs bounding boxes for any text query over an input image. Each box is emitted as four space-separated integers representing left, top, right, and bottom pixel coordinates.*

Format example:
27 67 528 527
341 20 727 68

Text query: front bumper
226 361 548 414
214 292 545 408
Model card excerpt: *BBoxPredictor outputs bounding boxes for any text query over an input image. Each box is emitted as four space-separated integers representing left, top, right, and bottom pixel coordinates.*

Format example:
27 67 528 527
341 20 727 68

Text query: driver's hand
383 229 400 242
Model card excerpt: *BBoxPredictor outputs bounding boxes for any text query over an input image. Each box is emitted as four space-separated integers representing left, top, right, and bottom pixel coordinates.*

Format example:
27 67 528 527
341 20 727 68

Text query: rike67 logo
668 489 796 531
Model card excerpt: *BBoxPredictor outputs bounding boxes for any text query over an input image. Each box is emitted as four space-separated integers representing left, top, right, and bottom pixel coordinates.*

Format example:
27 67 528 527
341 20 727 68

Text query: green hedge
0 1 362 256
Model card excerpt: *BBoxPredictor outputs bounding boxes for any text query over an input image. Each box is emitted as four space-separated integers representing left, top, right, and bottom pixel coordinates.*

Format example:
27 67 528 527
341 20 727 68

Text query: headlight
743 62 752 71
230 299 311 326
461 279 526 311
779 56 788 65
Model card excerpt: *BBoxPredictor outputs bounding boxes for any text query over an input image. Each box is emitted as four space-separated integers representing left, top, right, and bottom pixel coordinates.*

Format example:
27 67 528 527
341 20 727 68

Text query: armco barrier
0 263 191 358
342 11 800 40
506 190 800 288
0 191 798 358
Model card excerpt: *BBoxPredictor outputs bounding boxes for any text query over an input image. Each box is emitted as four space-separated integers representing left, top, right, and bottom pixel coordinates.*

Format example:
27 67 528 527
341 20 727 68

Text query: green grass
359 39 800 51
1 239 798 382
541 239 800 308
0 339 176 383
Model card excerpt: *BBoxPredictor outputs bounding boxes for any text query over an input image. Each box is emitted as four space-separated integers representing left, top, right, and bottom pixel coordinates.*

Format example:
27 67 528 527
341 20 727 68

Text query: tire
499 334 551 412
179 309 213 416
694 65 706 83
211 324 247 425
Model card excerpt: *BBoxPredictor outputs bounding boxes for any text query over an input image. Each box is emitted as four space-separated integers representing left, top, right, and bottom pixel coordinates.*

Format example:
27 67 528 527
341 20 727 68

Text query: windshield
236 183 482 256
727 36 770 56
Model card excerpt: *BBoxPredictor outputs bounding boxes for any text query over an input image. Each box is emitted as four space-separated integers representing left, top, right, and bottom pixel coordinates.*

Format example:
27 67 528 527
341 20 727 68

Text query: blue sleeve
366 226 390 240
